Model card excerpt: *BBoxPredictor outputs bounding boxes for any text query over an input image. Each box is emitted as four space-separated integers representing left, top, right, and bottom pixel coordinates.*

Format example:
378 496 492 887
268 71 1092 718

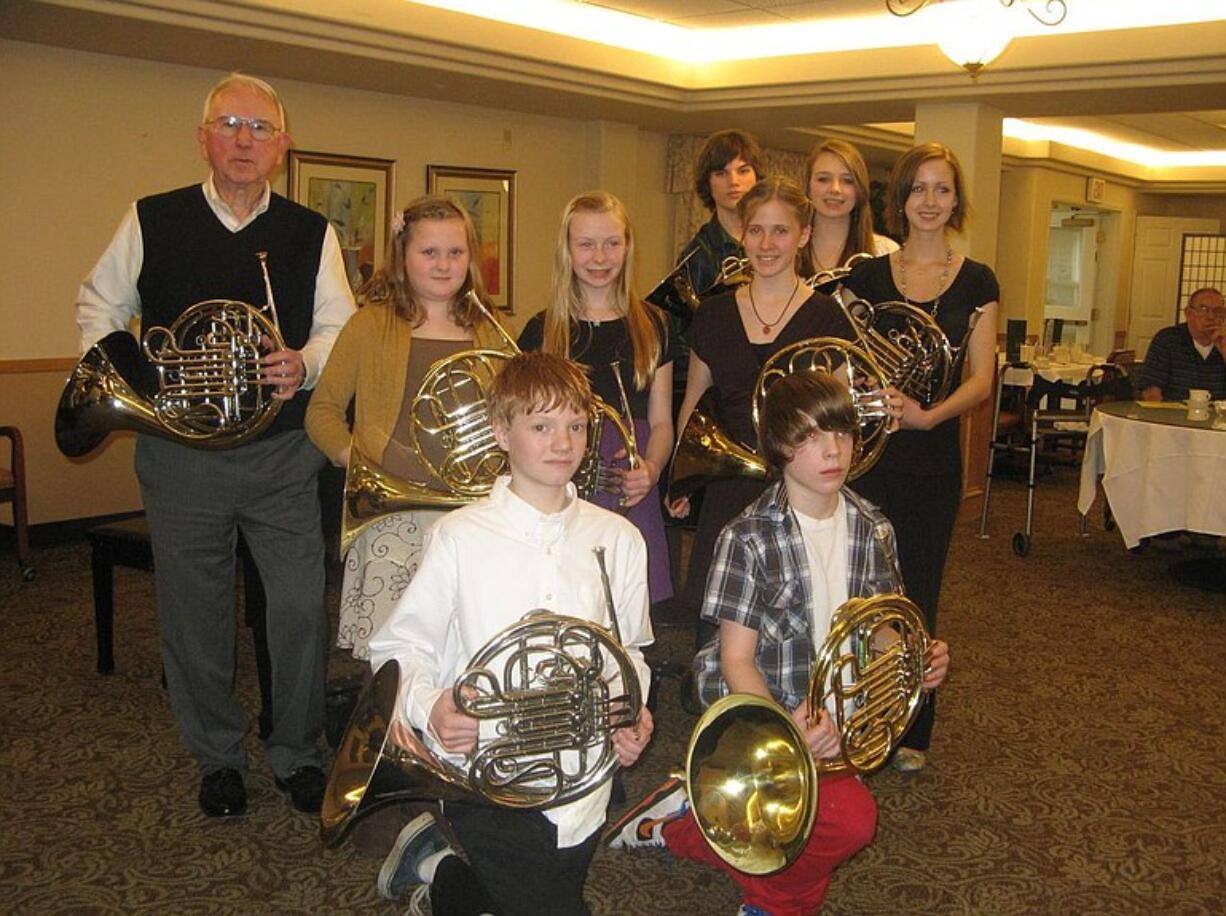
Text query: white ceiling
587 0 894 27
4 0 1226 180
584 0 1226 155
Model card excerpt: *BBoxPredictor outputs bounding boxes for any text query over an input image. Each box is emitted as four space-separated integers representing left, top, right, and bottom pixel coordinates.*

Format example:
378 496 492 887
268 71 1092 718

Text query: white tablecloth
1001 360 1100 388
1078 402 1226 548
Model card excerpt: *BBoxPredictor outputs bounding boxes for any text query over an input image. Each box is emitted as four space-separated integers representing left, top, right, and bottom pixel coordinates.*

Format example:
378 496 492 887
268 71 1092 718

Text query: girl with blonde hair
518 190 678 604
670 176 856 652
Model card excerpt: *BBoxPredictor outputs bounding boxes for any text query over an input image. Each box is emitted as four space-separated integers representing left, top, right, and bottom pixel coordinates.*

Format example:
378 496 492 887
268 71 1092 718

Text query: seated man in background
1139 287 1226 401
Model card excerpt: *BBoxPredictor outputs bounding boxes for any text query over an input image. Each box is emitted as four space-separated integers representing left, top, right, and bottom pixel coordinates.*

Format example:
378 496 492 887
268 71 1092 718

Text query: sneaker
603 777 688 849
376 812 451 901
892 748 927 772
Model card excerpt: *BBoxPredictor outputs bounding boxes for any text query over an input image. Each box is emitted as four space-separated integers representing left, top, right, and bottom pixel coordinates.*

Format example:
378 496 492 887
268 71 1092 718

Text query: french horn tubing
56 252 285 456
803 250 981 409
802 251 876 296
321 555 641 845
834 297 956 408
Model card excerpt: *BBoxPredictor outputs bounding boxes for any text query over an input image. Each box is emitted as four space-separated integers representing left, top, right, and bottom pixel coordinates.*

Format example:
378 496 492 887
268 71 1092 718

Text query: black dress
844 254 999 750
682 289 853 627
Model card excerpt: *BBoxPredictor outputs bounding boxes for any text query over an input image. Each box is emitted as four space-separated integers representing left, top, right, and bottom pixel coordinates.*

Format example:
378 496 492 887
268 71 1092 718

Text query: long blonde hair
544 191 663 392
357 195 487 328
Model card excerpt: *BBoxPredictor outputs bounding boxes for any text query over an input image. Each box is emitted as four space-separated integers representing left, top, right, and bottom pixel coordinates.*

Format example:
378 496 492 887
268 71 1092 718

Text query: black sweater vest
136 185 327 433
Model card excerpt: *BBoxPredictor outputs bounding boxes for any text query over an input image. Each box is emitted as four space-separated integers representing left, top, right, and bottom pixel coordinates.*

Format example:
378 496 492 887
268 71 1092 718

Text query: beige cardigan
304 302 508 465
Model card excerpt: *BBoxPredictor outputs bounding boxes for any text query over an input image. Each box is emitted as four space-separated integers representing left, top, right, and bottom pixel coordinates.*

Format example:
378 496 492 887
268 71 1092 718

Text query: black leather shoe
275 766 326 814
199 768 247 818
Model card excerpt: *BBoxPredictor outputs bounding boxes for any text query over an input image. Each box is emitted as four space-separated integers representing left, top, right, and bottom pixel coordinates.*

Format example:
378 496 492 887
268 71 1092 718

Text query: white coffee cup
1188 389 1211 420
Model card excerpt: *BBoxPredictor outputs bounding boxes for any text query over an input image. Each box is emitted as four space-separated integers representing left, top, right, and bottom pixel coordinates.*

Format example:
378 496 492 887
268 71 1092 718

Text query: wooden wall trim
0 358 76 374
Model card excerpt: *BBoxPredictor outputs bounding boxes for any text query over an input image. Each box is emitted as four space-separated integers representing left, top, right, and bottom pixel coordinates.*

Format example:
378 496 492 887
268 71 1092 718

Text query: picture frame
287 150 395 292
426 165 516 312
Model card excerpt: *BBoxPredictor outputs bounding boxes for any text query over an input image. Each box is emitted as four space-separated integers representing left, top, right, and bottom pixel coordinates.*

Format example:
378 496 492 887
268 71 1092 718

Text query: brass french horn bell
682 694 817 875
666 388 766 503
644 247 702 321
339 446 474 557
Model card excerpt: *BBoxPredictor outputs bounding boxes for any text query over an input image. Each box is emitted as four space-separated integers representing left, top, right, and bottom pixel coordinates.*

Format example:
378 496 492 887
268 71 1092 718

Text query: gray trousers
136 430 327 777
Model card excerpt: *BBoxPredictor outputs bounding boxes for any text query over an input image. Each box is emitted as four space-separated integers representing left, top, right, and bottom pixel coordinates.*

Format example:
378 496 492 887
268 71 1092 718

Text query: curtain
663 134 809 259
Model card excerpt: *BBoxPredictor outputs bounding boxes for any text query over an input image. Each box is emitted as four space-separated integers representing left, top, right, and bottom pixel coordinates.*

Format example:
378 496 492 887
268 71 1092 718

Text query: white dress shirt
75 177 355 387
368 476 654 847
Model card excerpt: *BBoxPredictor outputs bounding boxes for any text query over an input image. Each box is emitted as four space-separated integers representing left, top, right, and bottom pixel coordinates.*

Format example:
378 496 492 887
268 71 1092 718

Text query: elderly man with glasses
76 73 355 819
1139 287 1226 402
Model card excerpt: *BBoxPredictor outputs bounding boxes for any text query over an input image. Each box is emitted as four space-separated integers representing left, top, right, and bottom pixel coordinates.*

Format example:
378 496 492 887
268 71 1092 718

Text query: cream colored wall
996 165 1141 342
1137 194 1226 225
0 40 673 524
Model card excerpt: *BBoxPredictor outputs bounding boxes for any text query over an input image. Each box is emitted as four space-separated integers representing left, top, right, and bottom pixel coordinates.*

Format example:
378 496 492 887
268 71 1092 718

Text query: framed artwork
287 150 395 292
427 165 516 312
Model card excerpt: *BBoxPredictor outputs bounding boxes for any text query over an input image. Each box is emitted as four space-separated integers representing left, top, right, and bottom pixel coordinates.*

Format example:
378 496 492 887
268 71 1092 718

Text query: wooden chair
0 426 34 581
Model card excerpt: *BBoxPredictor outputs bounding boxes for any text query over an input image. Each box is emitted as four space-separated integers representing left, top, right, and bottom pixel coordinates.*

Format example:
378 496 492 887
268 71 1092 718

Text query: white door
1128 216 1219 358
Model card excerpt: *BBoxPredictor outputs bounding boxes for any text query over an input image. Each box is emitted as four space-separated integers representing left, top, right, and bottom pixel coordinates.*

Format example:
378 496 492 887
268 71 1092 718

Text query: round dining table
1078 400 1226 589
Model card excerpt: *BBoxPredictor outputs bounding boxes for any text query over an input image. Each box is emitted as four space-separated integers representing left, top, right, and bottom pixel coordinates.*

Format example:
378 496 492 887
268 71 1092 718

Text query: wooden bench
87 516 273 737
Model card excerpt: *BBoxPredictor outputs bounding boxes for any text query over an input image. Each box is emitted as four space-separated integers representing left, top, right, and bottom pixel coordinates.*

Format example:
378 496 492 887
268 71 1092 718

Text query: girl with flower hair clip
306 194 510 662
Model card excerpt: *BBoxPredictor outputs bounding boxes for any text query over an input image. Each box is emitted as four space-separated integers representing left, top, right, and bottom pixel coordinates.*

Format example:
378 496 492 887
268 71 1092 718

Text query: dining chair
0 426 34 581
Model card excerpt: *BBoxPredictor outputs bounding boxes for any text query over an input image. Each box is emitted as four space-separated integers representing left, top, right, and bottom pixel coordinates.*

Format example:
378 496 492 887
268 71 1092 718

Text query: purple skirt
591 416 674 605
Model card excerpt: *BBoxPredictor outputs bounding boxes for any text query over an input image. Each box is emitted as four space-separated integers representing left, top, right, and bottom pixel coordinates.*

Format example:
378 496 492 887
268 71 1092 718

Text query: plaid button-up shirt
694 481 901 712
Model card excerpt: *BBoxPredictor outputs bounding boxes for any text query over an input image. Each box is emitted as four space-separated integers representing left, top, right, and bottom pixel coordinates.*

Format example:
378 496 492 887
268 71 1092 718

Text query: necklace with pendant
748 276 801 336
897 245 952 318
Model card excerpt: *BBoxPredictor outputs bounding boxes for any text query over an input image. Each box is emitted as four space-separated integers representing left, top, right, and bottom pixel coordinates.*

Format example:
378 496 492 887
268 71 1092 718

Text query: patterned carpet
3 468 1224 915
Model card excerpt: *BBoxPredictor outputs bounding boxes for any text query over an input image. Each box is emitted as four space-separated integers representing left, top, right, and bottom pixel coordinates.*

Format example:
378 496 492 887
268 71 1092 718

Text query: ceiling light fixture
887 0 1067 77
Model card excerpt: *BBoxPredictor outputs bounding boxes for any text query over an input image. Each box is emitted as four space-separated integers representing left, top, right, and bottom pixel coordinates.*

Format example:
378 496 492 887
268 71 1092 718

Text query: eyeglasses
203 115 281 142
1186 303 1226 317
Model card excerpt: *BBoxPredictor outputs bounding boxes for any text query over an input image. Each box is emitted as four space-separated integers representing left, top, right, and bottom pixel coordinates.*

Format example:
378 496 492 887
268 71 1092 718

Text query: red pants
662 774 877 916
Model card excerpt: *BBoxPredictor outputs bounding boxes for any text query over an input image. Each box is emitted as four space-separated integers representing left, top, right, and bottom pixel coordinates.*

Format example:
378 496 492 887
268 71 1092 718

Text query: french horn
644 247 701 321
644 249 751 323
339 338 512 555
802 249 977 409
321 552 642 846
679 526 930 874
835 297 957 408
802 251 876 296
666 337 892 500
340 292 641 549
56 252 284 456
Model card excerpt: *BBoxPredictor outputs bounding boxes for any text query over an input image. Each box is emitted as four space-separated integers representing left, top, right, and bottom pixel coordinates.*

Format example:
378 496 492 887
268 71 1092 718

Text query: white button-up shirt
75 177 354 387
369 476 654 847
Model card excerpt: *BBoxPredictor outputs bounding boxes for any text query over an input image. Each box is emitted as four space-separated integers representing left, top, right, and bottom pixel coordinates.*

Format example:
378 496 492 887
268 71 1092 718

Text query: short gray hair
201 72 286 130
